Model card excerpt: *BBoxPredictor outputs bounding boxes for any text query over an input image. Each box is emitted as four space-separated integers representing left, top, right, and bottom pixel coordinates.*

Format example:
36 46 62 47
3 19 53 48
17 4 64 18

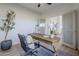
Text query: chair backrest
18 34 29 52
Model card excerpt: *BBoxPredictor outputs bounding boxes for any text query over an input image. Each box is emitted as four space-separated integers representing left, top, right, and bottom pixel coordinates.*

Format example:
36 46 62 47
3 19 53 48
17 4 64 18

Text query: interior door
62 11 76 49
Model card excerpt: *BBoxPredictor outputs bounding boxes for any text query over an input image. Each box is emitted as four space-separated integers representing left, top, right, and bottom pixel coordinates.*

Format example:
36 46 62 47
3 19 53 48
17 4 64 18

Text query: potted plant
0 9 16 50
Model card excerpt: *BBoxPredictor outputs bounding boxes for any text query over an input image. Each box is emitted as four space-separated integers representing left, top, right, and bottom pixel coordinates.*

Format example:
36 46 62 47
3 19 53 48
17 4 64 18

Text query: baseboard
63 42 75 49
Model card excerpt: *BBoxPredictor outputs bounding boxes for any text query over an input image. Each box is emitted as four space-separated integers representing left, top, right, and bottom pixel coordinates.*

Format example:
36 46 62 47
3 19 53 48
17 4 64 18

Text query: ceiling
18 3 79 17
18 3 68 14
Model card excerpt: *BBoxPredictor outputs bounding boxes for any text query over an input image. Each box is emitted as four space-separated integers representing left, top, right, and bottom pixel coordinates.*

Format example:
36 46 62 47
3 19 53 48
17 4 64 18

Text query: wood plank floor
0 43 79 56
62 45 79 56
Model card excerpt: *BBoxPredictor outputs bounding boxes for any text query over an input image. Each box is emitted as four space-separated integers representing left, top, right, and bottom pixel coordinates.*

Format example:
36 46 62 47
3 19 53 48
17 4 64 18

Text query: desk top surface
29 33 60 43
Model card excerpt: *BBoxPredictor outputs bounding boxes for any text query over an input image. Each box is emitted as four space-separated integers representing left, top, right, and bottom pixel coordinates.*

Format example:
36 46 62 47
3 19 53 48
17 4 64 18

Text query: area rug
20 46 72 56
33 47 72 56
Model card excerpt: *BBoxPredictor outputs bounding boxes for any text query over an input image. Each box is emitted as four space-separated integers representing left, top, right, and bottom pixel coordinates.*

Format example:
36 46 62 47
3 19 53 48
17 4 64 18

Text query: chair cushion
26 35 35 49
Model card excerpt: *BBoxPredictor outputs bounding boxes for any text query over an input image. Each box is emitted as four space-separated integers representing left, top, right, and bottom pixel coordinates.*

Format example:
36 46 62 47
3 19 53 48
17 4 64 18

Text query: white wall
0 4 41 45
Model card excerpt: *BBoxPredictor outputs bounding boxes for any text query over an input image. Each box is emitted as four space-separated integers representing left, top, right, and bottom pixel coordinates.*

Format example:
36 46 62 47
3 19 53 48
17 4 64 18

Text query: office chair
18 34 40 56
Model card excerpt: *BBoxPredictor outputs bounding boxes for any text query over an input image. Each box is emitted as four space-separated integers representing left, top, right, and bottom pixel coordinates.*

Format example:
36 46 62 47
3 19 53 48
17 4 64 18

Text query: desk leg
52 43 57 56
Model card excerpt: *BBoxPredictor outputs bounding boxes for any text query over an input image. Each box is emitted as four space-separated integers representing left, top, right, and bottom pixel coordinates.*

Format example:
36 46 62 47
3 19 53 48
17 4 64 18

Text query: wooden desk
29 33 61 55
